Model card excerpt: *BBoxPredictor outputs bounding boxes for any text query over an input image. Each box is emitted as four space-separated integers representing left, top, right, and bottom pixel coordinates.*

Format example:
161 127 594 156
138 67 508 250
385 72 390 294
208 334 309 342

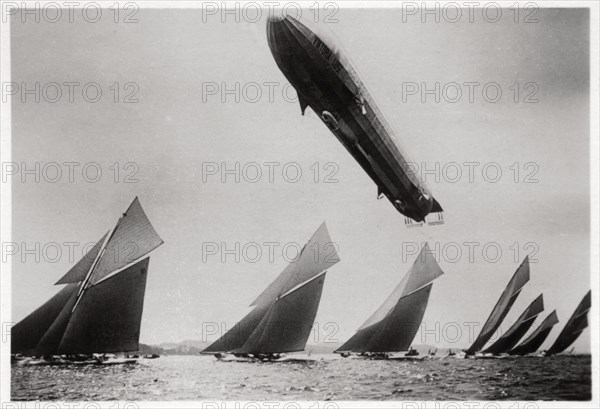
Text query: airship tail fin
299 95 309 116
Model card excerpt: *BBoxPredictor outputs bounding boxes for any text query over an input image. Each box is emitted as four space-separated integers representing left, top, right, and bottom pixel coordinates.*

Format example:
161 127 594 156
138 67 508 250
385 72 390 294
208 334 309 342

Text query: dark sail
202 222 339 355
546 290 591 355
202 304 272 353
232 273 326 354
358 243 444 332
466 257 530 355
11 283 79 354
335 321 383 353
336 243 444 353
34 287 79 355
510 310 559 355
55 232 108 285
56 258 150 354
483 294 544 355
364 284 432 352
89 197 163 285
13 198 162 356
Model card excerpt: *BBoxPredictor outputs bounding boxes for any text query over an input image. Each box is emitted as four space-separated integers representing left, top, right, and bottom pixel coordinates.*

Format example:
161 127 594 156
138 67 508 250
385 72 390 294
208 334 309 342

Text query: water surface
12 354 591 401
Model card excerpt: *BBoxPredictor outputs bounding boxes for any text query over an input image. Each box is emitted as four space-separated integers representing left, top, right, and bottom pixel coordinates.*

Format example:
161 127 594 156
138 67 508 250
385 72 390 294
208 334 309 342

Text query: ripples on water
12 355 591 401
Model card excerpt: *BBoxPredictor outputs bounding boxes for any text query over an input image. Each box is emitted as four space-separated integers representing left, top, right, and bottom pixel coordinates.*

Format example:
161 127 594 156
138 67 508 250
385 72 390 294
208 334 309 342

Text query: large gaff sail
201 304 272 353
232 273 326 354
55 232 108 285
483 294 544 355
363 284 432 352
57 258 150 354
466 257 530 355
335 243 444 353
34 287 80 355
250 222 339 307
11 283 79 354
12 198 162 356
546 290 591 355
510 310 559 355
203 223 339 354
88 197 164 285
32 258 150 355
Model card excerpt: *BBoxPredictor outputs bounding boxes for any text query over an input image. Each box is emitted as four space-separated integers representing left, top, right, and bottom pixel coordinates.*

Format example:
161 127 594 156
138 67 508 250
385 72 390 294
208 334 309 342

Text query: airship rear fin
299 95 309 116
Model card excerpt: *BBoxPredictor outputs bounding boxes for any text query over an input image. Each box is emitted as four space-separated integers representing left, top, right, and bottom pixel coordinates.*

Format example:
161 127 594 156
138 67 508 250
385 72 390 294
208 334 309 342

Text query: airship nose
266 14 314 58
266 14 285 24
266 14 287 35
266 15 289 53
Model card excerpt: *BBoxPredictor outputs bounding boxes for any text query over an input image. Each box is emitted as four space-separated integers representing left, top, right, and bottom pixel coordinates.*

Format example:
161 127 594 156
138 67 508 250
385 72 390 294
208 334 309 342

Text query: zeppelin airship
266 15 443 224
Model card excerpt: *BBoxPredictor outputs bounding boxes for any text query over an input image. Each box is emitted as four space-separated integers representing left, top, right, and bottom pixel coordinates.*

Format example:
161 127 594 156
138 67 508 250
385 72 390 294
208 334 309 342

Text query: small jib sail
465 257 530 355
11 198 163 356
482 294 544 355
335 243 444 354
202 222 339 357
510 310 559 355
545 290 591 356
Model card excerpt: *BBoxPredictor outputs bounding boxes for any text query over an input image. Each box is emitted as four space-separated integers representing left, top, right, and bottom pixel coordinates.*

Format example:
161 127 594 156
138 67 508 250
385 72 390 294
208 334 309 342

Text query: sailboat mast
71 213 125 312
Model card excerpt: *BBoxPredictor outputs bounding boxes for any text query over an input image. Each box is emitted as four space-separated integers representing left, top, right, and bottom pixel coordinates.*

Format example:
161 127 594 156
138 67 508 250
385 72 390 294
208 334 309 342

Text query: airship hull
267 16 442 223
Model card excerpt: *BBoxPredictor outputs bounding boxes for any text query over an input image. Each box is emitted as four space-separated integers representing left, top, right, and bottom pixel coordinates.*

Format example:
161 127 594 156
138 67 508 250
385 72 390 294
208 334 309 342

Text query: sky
9 7 591 352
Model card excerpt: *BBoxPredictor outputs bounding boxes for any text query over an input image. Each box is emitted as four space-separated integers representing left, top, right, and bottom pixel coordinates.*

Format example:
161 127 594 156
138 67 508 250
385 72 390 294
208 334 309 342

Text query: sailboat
334 243 444 360
201 222 339 362
11 197 164 365
544 290 591 356
509 310 559 356
481 294 544 356
464 256 530 358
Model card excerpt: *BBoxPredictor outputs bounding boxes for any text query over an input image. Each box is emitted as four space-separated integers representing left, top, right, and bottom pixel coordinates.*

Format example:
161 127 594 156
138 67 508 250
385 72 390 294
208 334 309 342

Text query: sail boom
279 270 327 300
250 222 339 307
92 252 156 287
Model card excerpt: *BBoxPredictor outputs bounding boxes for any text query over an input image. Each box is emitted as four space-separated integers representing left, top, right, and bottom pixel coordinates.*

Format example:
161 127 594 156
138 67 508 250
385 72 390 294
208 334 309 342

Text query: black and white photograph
1 1 598 406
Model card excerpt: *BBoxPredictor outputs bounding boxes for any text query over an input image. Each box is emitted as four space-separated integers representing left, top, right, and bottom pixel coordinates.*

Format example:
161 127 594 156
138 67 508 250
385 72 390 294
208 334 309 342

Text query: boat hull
337 352 427 361
388 355 427 361
16 357 138 366
213 353 320 364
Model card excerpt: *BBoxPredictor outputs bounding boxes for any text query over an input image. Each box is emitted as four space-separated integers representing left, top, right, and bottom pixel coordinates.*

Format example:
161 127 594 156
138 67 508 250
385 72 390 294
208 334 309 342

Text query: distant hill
139 340 208 356
139 343 165 355
140 340 340 356
305 343 341 354
141 339 456 356
306 343 456 356
150 340 209 355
